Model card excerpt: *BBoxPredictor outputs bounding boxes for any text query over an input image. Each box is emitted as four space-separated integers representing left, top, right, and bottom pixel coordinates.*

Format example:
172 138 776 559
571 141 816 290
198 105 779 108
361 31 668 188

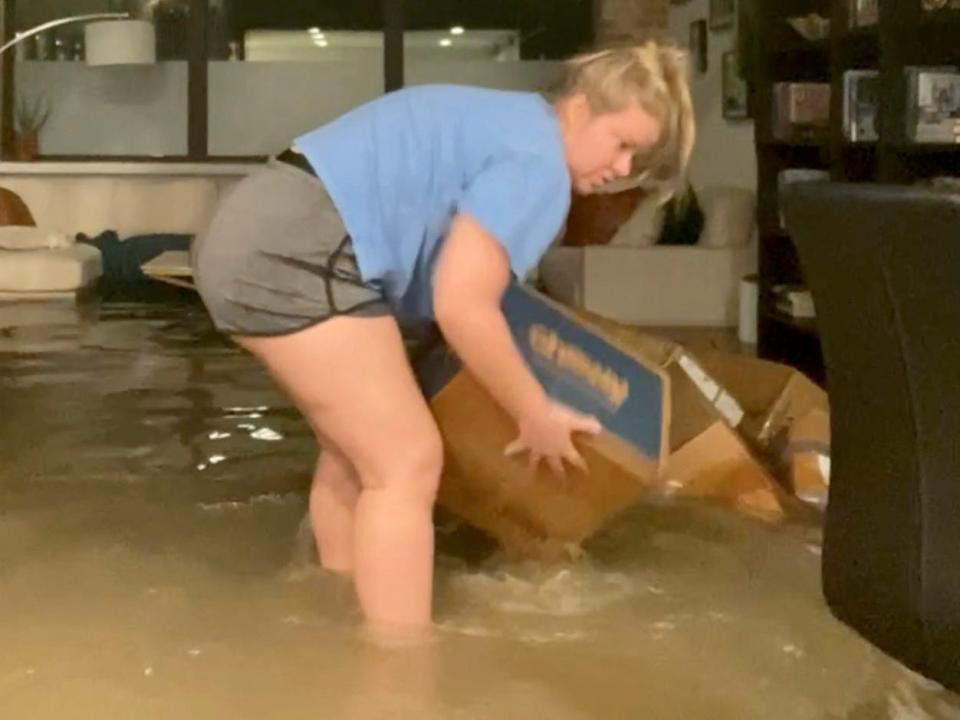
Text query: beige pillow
698 186 756 248
608 193 666 248
0 226 73 251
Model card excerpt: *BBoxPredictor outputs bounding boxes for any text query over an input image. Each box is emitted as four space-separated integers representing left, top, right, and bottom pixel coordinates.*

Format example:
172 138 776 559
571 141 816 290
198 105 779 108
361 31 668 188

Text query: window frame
0 0 405 162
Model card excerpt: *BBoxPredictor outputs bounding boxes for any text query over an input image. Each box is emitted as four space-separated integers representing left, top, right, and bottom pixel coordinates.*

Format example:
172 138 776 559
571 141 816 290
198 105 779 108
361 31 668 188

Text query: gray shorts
191 157 389 337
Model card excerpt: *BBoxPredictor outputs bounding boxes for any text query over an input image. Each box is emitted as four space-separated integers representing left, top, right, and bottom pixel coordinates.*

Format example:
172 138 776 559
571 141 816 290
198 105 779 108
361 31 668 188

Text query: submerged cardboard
692 350 829 451
784 407 830 507
416 285 670 559
663 421 787 522
417 287 796 559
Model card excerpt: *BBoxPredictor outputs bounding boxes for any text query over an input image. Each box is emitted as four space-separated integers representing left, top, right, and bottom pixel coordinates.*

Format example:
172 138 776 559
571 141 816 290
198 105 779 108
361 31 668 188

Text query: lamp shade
85 19 155 66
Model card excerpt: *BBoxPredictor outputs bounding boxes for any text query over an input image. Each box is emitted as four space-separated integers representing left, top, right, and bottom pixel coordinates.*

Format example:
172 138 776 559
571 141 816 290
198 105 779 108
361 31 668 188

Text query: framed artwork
689 19 708 74
722 50 750 119
710 0 736 30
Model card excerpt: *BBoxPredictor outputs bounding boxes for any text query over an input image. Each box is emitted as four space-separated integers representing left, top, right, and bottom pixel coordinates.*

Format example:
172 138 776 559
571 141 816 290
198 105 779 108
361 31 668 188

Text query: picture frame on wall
689 19 708 74
722 50 750 119
710 0 736 30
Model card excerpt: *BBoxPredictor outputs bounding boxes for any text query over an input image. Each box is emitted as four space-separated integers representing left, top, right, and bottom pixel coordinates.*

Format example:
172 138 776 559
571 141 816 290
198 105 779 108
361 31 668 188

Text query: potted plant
14 94 52 161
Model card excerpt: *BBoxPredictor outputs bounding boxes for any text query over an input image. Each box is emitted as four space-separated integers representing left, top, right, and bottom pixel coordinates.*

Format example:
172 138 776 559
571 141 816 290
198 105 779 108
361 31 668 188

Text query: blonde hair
554 41 696 203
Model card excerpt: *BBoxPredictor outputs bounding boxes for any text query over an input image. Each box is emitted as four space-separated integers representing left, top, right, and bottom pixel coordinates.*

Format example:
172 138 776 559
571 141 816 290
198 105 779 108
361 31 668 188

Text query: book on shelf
920 0 960 14
772 82 831 143
843 70 880 142
904 66 960 144
849 0 879 28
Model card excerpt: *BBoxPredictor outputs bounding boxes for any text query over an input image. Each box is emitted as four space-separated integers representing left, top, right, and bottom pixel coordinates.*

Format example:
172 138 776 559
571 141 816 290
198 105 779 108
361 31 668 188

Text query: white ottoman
0 244 103 298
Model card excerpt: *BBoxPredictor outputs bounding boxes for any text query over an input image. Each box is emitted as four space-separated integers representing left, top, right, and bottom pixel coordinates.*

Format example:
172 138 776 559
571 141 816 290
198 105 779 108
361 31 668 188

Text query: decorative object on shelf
919 175 960 192
709 0 736 30
843 70 880 142
772 82 831 142
786 13 830 41
722 50 750 120
13 94 52 162
689 19 708 74
849 0 879 28
904 67 960 144
921 0 960 11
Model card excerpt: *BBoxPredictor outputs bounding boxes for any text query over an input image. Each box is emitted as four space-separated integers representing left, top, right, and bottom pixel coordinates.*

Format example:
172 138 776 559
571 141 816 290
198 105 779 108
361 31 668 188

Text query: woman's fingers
564 445 588 473
503 437 525 457
572 413 602 436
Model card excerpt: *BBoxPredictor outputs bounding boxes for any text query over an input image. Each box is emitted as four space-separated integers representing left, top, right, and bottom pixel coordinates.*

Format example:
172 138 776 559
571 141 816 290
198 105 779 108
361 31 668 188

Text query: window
1 0 593 160
206 0 387 157
11 0 189 158
402 0 594 92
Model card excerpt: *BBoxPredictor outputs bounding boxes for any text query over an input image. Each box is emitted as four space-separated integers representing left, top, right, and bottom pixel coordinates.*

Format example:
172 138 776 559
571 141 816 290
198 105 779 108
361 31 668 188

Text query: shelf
835 26 880 62
770 38 830 63
909 13 960 33
754 7 954 380
891 142 960 154
760 138 830 150
837 25 879 42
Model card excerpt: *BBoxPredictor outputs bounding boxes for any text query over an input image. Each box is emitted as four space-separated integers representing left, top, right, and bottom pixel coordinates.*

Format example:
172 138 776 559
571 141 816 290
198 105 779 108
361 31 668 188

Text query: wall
596 0 669 46
21 58 562 157
668 0 756 191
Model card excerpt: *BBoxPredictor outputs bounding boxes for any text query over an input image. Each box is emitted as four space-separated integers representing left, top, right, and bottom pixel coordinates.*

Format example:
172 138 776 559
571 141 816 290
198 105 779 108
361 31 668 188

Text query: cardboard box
569 308 828 509
692 350 829 452
560 309 788 522
416 285 671 560
663 421 787 522
417 287 788 559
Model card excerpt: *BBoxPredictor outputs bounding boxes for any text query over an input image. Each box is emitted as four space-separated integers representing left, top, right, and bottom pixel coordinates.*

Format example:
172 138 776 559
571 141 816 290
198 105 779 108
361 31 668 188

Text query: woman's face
560 95 662 195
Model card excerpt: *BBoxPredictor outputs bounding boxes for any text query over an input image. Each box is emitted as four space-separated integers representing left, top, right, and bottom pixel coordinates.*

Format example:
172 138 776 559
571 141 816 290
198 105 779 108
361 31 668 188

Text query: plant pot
13 132 39 161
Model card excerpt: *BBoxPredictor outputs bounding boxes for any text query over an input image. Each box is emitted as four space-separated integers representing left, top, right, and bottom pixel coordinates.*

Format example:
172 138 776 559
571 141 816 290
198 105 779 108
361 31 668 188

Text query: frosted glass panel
16 62 188 157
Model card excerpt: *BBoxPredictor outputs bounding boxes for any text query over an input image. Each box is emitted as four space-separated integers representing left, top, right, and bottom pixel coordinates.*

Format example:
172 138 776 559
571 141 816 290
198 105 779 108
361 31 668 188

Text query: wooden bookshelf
750 0 960 384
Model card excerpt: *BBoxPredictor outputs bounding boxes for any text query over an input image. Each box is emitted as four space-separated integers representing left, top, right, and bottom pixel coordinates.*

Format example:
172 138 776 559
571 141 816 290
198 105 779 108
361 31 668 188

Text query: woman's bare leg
309 447 360 575
236 314 442 629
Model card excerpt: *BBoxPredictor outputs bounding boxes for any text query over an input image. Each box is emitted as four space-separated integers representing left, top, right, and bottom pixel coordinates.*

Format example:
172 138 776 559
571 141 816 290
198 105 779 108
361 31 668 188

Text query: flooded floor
1 297 958 720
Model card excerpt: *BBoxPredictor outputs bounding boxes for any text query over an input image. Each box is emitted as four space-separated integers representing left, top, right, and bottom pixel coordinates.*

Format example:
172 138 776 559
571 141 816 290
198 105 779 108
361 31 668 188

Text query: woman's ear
561 92 592 130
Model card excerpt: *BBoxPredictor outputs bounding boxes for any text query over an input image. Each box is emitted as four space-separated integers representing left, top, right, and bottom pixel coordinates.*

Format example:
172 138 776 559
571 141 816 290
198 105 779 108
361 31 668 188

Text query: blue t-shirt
294 84 571 320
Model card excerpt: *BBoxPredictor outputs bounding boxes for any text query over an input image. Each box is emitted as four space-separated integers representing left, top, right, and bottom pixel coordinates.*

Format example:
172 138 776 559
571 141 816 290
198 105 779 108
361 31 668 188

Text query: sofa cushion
0 244 102 292
699 186 756 248
608 191 665 248
0 226 74 251
561 186 647 246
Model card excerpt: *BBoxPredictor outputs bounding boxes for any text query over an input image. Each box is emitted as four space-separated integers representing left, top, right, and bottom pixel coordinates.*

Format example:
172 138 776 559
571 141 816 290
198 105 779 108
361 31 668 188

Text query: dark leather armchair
784 182 960 691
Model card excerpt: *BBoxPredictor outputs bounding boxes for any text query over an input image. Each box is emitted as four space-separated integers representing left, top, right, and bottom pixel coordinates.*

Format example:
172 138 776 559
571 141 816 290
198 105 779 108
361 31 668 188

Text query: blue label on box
416 285 665 461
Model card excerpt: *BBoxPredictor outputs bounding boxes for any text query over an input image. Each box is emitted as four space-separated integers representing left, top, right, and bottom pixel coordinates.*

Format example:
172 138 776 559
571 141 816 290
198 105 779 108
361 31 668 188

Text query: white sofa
0 168 251 297
538 185 757 327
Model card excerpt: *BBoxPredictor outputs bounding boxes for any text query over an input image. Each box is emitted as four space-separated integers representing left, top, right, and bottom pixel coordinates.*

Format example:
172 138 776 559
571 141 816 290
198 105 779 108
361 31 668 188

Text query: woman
192 41 695 634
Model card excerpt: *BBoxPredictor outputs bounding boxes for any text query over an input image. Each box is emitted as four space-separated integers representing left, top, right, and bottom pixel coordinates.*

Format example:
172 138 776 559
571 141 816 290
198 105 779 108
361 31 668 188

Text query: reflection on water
0 297 957 720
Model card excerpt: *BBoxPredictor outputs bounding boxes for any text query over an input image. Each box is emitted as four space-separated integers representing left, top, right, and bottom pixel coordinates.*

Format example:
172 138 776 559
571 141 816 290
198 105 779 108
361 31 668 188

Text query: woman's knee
362 426 444 503
312 449 360 500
